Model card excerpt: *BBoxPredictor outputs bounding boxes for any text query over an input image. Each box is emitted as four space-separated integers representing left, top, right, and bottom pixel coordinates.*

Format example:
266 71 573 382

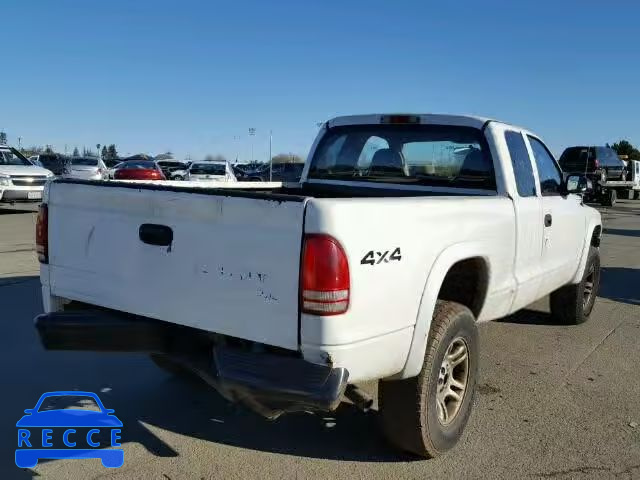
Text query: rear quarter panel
301 195 516 379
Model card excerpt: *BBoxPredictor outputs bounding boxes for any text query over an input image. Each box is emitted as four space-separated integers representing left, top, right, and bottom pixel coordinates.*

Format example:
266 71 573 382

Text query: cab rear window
308 125 495 190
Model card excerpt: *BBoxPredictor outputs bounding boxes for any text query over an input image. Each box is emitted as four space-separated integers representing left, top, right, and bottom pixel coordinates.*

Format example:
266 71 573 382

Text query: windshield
71 157 99 166
0 148 32 166
118 161 156 169
308 124 495 190
190 163 227 175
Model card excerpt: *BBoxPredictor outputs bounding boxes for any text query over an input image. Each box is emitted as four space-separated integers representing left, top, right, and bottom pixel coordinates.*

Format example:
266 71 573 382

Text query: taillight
35 204 48 264
301 234 350 315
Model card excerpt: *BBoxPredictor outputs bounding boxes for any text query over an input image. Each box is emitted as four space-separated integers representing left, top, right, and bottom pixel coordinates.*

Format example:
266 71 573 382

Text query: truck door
526 135 584 296
503 130 544 311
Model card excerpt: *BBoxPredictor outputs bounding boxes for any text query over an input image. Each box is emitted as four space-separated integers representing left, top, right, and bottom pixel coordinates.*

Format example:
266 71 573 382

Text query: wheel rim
583 264 595 309
436 337 469 426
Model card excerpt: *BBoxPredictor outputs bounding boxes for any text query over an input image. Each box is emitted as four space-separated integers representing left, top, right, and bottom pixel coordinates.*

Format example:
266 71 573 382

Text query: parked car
65 157 108 181
113 160 166 180
244 162 305 182
157 160 189 180
186 161 237 182
0 146 54 204
35 113 601 459
29 153 70 177
558 146 626 182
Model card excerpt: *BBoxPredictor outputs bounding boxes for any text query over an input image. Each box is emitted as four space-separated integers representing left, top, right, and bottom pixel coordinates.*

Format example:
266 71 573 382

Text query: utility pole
248 128 256 163
269 130 273 182
233 135 241 163
17 136 22 150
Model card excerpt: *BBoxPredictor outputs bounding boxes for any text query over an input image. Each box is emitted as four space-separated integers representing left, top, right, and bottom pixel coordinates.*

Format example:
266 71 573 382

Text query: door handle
544 214 552 227
139 224 173 246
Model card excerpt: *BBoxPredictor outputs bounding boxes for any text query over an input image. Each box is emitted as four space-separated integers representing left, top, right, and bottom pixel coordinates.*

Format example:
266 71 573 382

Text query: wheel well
437 258 489 318
591 225 601 247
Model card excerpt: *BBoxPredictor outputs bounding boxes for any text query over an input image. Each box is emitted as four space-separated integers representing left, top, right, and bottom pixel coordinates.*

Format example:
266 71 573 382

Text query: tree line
610 140 640 160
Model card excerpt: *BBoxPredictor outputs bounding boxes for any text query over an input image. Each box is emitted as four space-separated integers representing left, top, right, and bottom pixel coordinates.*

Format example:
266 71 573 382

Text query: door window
505 131 536 197
528 136 563 195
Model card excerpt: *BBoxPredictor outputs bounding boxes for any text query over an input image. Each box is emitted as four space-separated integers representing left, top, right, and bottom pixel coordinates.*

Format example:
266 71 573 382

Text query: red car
113 161 166 180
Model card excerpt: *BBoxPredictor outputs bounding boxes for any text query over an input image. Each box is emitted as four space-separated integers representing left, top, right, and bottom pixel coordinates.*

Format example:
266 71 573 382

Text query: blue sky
2 0 639 161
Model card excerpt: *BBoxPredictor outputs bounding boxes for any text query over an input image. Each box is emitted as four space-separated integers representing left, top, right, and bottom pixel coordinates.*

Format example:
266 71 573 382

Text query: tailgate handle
139 224 173 247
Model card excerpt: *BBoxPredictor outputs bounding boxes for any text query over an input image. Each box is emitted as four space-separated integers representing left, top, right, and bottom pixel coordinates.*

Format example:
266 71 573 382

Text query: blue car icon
16 391 123 468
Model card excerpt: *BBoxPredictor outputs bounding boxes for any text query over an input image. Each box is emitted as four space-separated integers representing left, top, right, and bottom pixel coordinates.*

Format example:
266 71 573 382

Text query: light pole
233 135 241 163
248 128 256 163
269 130 273 182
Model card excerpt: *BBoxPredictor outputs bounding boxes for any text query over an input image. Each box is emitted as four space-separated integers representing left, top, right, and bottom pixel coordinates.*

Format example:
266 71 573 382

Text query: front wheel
379 301 478 458
550 246 600 325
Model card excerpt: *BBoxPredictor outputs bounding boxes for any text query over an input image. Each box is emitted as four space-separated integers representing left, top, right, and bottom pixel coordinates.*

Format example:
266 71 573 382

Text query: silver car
186 161 237 182
65 157 108 181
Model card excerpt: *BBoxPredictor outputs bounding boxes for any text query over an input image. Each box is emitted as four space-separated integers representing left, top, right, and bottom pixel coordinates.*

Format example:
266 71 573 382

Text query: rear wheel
550 246 600 325
379 301 478 458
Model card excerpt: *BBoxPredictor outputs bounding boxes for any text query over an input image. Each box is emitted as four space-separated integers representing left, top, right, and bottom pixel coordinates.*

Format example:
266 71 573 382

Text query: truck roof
327 113 520 131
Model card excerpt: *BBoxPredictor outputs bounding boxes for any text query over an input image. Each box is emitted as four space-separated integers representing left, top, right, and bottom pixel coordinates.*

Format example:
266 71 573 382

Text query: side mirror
565 174 589 194
24 409 33 414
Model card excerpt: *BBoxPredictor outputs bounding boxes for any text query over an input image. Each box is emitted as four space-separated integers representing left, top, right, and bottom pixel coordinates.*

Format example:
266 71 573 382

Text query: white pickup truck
35 114 602 458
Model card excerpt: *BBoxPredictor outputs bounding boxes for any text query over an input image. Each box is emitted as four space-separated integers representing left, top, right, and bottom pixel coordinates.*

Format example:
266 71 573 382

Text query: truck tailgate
46 181 307 350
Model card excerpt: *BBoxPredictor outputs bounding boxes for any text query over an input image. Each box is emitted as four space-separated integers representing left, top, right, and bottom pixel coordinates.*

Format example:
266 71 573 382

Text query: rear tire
550 246 600 325
379 301 478 458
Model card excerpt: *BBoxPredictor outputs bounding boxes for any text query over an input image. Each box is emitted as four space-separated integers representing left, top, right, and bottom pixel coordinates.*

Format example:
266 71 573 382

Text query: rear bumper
34 310 348 417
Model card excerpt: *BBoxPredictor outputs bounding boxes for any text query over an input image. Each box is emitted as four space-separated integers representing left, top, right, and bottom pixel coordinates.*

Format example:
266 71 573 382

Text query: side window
505 131 536 197
528 136 563 195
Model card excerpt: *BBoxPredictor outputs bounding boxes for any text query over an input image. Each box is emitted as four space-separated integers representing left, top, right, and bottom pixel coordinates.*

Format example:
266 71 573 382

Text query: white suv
0 146 54 204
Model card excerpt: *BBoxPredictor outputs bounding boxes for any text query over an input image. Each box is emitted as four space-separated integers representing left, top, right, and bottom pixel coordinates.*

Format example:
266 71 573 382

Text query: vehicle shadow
495 308 557 326
599 267 640 305
113 378 409 462
1 275 412 466
603 228 640 238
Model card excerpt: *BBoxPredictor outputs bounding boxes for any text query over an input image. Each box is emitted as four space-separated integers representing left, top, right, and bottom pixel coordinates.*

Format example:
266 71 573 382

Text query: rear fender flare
392 242 490 380
571 220 602 284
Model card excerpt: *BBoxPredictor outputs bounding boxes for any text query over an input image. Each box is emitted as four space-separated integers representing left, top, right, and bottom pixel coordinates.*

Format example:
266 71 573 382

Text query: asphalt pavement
0 200 639 479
